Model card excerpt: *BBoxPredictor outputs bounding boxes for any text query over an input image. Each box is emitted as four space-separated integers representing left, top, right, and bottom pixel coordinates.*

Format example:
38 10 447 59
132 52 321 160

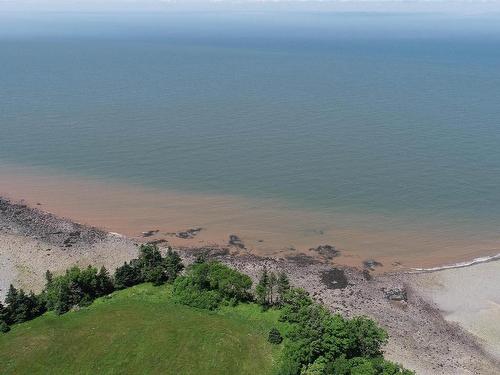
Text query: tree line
0 244 183 332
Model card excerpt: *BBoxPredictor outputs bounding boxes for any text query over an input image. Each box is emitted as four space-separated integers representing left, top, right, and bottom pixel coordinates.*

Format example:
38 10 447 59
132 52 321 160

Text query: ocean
1 11 500 269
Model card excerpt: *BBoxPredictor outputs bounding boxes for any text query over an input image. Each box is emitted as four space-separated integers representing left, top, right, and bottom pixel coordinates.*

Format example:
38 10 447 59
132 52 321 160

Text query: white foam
410 252 500 272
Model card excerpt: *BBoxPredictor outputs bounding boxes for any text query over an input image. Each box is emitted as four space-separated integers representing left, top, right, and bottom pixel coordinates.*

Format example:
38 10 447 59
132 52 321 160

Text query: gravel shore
0 197 498 374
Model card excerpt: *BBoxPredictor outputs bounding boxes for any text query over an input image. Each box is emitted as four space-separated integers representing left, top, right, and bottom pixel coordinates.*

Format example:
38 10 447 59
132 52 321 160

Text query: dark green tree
268 272 277 305
164 249 184 282
96 266 114 296
0 320 9 333
256 268 270 307
347 316 388 358
268 327 283 344
137 244 164 282
113 262 141 289
45 270 53 287
277 272 290 305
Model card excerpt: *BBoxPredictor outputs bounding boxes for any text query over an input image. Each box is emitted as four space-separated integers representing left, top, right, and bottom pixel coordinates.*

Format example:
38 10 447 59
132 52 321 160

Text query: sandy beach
0 196 499 374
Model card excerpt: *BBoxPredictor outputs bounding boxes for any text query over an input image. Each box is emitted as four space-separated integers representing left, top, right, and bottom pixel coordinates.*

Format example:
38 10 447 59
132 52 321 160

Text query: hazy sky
2 0 500 13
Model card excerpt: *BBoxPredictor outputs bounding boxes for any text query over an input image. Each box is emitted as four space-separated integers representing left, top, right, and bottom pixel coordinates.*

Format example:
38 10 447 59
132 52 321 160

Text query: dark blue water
1 11 500 233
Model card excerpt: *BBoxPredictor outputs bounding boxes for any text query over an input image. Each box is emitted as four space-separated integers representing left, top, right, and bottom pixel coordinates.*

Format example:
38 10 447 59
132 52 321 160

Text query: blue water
1 11 500 233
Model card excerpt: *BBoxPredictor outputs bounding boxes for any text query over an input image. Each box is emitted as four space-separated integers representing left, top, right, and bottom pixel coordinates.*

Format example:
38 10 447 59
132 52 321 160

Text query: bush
268 327 283 344
172 277 222 310
172 261 252 310
0 320 10 333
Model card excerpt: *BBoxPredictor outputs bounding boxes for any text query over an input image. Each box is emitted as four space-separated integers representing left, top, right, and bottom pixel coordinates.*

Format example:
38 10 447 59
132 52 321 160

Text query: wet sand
1 164 500 272
411 261 500 363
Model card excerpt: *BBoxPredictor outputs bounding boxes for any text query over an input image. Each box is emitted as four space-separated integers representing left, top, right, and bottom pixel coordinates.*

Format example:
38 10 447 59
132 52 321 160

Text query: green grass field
0 284 283 375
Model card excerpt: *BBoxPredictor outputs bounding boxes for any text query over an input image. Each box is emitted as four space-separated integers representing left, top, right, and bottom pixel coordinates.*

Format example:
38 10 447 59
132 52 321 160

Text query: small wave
410 252 500 272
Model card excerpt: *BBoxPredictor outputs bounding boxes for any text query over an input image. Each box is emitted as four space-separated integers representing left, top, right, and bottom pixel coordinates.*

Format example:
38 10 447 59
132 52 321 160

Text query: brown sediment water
1 163 499 272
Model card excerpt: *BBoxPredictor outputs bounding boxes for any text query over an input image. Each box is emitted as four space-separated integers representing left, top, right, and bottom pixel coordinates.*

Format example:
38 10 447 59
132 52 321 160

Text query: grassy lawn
0 284 283 375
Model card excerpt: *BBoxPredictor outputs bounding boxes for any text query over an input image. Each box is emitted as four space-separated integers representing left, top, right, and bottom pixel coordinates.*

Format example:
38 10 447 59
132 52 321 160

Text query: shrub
172 261 252 310
172 277 222 310
0 320 10 333
268 327 283 344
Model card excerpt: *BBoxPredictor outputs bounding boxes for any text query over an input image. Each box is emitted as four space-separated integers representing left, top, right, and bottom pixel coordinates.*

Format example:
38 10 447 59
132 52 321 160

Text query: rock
362 269 373 281
286 254 319 266
383 287 407 302
175 227 202 239
229 234 245 249
363 259 383 270
142 230 159 237
309 244 340 259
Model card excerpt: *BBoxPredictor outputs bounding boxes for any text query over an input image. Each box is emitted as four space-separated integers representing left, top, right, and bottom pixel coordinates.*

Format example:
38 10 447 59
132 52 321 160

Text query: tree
256 268 269 307
347 316 388 358
5 284 18 309
164 249 184 282
277 272 291 305
114 262 141 289
0 302 9 333
0 320 9 333
4 285 45 324
96 266 114 296
45 270 53 287
269 272 277 305
45 265 113 315
137 244 163 282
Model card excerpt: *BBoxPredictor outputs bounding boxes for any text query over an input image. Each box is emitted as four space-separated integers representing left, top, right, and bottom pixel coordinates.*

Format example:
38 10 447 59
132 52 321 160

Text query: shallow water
1 11 500 269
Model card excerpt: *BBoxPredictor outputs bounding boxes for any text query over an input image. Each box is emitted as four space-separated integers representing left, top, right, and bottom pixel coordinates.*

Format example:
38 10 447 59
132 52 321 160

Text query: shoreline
1 196 499 374
2 164 500 273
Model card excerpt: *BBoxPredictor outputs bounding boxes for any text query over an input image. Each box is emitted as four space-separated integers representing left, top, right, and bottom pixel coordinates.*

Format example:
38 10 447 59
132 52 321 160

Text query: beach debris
363 259 383 270
321 268 348 289
309 244 339 259
383 287 407 302
229 234 245 249
142 230 159 238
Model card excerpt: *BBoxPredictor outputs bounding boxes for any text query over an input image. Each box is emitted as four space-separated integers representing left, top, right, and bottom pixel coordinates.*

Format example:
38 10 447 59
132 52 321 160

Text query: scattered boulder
363 259 383 270
229 234 245 249
309 244 339 259
362 269 372 281
383 287 407 302
175 227 202 239
142 230 159 238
